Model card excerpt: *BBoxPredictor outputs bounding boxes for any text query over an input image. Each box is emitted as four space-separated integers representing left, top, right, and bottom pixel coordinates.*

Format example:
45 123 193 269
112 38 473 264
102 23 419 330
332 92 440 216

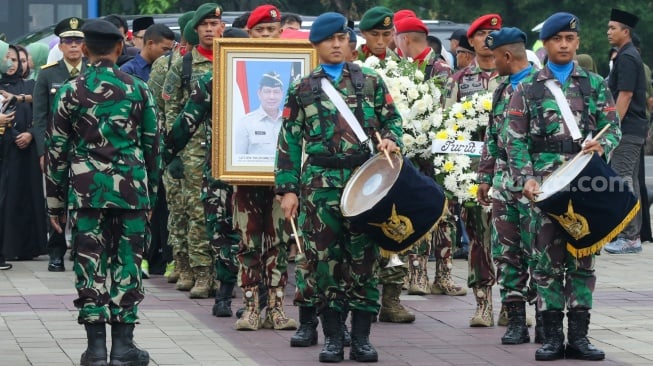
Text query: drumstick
289 217 303 255
375 131 395 169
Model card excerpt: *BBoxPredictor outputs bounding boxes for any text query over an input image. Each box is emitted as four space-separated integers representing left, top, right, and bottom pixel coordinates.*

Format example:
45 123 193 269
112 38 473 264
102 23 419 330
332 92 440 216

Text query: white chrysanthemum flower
414 69 424 82
407 88 420 101
402 134 416 146
365 56 381 68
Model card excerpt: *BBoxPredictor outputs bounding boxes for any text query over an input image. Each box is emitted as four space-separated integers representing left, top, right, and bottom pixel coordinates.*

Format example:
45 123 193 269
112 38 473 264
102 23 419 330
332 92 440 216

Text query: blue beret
540 12 579 40
347 27 357 43
485 27 527 50
309 12 348 43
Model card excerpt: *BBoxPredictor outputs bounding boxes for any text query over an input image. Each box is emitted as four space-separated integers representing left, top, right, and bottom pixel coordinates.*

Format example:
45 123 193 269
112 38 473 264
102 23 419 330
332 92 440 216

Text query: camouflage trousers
298 187 380 313
491 188 535 303
181 153 212 268
531 208 595 311
69 208 148 324
462 204 495 288
233 186 290 288
433 200 458 261
163 171 186 255
202 175 239 284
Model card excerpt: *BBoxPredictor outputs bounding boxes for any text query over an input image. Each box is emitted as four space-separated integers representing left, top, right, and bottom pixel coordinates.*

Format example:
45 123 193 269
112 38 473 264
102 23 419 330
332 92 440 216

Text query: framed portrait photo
212 38 317 185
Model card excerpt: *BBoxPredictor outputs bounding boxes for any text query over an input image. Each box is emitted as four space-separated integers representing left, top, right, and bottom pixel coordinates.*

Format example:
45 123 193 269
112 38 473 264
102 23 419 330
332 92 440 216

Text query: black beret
610 8 639 28
223 27 249 39
82 19 124 44
55 17 84 38
132 16 154 33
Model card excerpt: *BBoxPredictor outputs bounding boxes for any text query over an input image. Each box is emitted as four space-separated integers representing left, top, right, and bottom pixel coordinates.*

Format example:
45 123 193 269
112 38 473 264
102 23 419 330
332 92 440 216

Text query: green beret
359 6 394 31
191 3 222 29
183 21 199 46
178 11 195 31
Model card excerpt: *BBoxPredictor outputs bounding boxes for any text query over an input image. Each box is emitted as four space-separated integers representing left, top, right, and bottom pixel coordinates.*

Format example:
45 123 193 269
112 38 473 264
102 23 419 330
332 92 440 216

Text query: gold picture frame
212 38 317 185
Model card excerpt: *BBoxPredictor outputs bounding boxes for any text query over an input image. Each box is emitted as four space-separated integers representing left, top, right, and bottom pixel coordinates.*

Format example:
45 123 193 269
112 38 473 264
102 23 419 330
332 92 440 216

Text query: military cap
347 27 357 43
610 8 638 28
394 9 417 23
394 17 428 34
457 35 474 53
485 27 526 50
246 4 281 29
359 6 394 31
178 11 195 30
191 3 222 29
309 12 348 44
223 27 249 39
183 21 199 46
55 17 85 38
82 19 123 44
540 12 579 40
259 71 283 88
448 28 467 41
467 14 502 38
132 16 154 33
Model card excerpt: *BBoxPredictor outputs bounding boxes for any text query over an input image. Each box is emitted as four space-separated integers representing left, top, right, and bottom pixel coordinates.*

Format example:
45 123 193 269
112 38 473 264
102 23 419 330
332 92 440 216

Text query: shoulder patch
41 61 59 70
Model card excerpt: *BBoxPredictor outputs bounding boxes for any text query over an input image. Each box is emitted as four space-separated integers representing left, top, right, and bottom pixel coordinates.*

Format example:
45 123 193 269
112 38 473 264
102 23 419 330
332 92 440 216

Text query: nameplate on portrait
431 139 484 156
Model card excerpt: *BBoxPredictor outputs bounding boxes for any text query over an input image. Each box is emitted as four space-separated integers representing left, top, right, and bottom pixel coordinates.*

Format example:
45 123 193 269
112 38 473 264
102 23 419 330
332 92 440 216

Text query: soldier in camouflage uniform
276 12 403 363
162 3 224 298
393 16 454 297
355 6 414 325
477 27 540 345
443 14 503 327
148 10 195 284
505 12 620 361
45 19 160 366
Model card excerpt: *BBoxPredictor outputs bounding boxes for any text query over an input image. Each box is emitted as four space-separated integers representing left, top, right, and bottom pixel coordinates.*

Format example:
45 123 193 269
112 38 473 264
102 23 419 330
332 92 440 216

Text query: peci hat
467 14 502 39
81 19 124 44
309 12 348 44
394 17 428 35
485 27 527 50
55 17 85 38
610 8 639 28
132 16 154 33
191 3 222 29
540 12 579 40
359 6 394 31
246 4 281 29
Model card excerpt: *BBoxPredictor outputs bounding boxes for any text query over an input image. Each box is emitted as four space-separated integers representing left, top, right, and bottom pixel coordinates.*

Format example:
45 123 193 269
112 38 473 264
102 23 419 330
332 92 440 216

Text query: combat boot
262 287 297 330
498 303 534 327
535 310 565 361
534 309 545 344
80 323 107 366
109 323 149 366
174 253 194 291
235 286 260 330
501 301 530 344
565 310 605 360
236 284 267 318
431 257 467 296
290 306 318 347
378 284 415 323
212 281 235 317
407 255 430 295
189 266 212 298
349 310 378 362
319 307 344 363
469 286 494 327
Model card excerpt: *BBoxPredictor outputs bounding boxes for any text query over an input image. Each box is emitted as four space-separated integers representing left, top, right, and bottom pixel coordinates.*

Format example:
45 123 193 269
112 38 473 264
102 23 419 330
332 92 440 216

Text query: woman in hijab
0 44 47 261
26 42 49 80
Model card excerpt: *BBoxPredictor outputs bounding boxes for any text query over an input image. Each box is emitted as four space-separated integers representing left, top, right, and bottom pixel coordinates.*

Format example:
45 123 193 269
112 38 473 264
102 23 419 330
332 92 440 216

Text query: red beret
394 17 428 34
246 5 281 29
394 9 417 23
467 14 502 38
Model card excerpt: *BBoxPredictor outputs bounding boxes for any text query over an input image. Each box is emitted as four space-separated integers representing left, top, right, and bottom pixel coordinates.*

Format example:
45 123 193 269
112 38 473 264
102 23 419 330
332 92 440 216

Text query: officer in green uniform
505 12 620 361
45 19 161 366
477 27 540 345
276 12 402 363
33 16 86 272
162 3 224 298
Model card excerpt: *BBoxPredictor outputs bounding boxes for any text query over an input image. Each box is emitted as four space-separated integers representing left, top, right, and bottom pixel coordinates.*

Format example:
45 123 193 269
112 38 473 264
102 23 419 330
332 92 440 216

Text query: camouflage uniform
505 64 620 312
478 68 539 306
276 62 403 314
163 46 212 295
45 59 161 324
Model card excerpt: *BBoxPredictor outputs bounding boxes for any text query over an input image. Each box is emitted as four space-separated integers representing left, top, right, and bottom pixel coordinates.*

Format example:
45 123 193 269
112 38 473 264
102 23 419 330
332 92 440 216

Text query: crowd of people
0 3 649 365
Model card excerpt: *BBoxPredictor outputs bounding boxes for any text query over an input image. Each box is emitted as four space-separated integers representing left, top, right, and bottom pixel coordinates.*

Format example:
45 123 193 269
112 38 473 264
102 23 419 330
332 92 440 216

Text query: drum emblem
550 200 590 240
370 204 415 243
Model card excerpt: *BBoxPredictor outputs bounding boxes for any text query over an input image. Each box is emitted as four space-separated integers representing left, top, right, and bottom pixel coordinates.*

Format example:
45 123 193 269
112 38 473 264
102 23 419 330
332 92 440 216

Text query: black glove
167 156 185 179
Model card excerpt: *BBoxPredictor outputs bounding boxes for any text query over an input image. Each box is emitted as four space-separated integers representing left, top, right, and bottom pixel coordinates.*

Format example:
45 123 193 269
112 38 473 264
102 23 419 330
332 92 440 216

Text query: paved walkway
1 246 652 366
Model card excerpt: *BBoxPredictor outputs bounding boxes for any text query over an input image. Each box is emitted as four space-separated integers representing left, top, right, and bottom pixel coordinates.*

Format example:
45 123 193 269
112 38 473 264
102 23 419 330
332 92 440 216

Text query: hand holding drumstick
375 131 399 169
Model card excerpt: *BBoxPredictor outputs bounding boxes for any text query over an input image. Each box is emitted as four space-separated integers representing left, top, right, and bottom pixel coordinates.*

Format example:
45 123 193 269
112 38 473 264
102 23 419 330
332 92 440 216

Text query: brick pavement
1 246 652 365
